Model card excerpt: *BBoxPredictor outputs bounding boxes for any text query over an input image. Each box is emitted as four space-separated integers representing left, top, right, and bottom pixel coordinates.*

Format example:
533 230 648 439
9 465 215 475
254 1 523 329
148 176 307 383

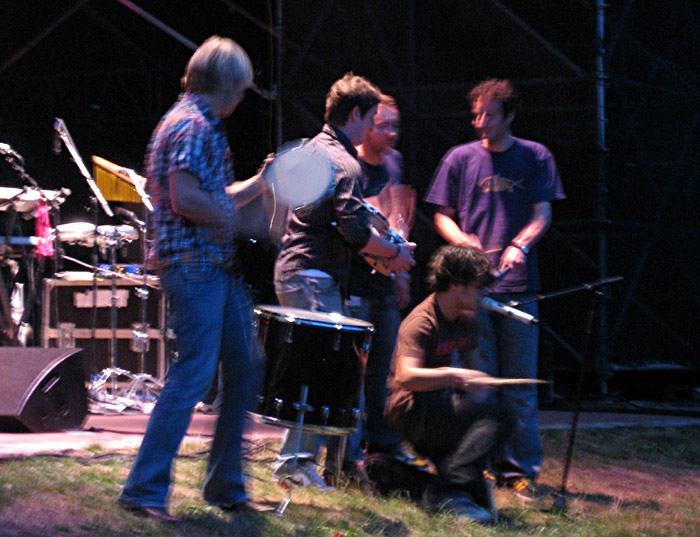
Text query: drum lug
352 408 362 428
293 401 314 414
332 331 341 351
285 325 294 344
321 406 330 426
273 398 284 418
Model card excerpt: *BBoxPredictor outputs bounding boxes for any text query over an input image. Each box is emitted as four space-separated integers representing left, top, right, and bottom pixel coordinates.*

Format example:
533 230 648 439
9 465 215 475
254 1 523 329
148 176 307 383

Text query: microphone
0 143 21 160
53 122 62 155
479 296 539 326
115 207 145 228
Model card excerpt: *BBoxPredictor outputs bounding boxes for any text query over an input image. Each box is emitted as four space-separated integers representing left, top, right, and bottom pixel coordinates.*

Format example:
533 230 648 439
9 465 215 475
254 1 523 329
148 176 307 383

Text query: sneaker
442 496 494 524
422 489 493 524
506 477 536 502
366 442 429 469
274 459 334 492
324 460 375 491
471 472 497 516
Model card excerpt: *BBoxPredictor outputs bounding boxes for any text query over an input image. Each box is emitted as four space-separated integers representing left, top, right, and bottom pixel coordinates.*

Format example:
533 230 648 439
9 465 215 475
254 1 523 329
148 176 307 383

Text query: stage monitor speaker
0 347 88 433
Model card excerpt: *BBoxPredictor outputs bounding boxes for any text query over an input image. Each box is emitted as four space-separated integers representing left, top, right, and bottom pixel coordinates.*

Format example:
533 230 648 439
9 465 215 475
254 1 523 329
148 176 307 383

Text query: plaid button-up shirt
146 92 238 269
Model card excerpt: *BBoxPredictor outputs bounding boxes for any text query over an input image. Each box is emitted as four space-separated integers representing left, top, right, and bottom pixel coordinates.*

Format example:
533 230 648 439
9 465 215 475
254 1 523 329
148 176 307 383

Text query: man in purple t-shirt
424 78 565 500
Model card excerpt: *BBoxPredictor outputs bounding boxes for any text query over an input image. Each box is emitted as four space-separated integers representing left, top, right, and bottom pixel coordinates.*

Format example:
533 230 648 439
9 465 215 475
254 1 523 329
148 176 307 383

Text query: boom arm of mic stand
54 119 113 217
507 276 624 308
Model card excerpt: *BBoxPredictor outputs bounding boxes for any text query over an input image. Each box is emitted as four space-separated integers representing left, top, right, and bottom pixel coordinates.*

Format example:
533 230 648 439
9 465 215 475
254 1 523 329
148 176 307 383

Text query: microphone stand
89 196 100 379
0 198 20 346
509 276 624 513
551 286 602 512
53 118 128 412
1 152 69 346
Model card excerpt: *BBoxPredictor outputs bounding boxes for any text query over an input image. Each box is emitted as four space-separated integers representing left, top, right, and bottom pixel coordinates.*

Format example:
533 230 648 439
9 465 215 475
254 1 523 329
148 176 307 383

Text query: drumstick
469 377 550 386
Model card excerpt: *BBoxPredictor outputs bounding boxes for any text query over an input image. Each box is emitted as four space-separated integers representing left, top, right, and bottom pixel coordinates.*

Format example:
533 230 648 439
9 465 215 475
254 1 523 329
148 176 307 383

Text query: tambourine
264 138 335 209
360 201 408 279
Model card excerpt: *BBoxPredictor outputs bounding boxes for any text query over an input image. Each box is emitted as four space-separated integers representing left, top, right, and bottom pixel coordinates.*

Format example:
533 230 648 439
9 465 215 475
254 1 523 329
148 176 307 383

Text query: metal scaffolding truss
1 1 698 385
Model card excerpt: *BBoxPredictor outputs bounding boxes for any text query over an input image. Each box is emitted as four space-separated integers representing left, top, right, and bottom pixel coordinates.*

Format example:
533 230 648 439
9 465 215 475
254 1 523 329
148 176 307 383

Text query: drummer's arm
224 155 273 207
384 184 416 237
225 175 268 208
395 355 492 393
170 170 233 229
359 231 416 276
335 174 416 275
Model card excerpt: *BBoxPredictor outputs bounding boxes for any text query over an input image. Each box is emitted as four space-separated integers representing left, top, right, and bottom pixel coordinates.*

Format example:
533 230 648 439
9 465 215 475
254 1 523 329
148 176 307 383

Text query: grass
1 426 699 536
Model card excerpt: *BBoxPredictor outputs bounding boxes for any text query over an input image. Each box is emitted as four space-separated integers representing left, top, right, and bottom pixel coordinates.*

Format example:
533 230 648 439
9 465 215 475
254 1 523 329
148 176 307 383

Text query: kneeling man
386 245 514 524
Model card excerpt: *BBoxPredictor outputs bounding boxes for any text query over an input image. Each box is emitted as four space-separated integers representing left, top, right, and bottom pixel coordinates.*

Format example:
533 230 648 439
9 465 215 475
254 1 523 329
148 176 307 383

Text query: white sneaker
274 459 334 492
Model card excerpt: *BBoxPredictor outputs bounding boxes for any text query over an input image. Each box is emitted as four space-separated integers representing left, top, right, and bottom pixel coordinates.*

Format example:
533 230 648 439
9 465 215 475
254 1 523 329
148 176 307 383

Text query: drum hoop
247 411 356 436
254 305 374 332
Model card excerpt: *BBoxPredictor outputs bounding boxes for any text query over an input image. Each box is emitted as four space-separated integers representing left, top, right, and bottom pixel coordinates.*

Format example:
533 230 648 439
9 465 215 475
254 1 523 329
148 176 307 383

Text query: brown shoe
123 505 181 523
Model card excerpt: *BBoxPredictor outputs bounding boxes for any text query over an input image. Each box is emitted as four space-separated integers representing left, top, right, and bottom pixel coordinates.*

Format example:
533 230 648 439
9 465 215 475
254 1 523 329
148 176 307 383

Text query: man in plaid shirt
119 36 269 521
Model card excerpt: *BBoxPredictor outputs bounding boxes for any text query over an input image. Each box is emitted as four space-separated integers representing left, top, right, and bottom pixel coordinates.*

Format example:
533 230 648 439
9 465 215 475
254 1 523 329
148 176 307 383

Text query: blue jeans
274 273 345 314
344 295 402 460
273 274 346 468
119 264 259 509
470 292 542 480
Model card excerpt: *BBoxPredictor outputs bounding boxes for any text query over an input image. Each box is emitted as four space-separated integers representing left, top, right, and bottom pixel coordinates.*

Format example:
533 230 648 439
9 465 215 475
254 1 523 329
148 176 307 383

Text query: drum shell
255 308 371 429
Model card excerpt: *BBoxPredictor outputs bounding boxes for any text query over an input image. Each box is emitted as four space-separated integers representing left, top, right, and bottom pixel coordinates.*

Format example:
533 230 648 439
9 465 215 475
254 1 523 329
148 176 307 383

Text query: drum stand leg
88 226 162 414
122 218 164 413
88 237 131 414
276 385 312 516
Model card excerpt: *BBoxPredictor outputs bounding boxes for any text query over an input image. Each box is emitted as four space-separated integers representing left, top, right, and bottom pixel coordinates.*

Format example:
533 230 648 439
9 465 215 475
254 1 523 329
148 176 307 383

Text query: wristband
511 241 529 255
386 243 401 260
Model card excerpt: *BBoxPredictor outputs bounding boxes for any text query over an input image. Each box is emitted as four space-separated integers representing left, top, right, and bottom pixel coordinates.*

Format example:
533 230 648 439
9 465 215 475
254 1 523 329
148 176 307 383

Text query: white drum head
266 139 334 208
56 222 96 246
96 225 138 247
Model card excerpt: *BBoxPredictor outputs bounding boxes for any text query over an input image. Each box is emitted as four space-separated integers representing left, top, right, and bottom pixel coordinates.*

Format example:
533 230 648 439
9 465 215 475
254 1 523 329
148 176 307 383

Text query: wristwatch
511 241 529 255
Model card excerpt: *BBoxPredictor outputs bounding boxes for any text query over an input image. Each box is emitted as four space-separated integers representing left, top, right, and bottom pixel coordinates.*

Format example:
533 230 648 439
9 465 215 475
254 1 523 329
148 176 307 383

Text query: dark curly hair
426 245 495 293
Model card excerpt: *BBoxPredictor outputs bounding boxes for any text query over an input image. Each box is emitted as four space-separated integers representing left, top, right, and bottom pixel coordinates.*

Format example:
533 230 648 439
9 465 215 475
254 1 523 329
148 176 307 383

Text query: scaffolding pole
595 0 611 387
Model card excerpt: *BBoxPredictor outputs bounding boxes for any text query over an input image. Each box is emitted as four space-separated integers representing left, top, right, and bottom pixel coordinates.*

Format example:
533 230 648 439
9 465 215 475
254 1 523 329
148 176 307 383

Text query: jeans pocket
275 282 312 309
181 264 219 284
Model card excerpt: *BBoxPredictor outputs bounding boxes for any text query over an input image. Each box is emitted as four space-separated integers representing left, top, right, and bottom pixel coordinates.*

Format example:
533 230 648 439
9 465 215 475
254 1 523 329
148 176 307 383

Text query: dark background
1 1 699 398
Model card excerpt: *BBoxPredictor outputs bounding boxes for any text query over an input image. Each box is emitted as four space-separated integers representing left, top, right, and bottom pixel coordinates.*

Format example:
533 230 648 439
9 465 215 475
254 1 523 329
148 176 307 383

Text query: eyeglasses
374 121 401 132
